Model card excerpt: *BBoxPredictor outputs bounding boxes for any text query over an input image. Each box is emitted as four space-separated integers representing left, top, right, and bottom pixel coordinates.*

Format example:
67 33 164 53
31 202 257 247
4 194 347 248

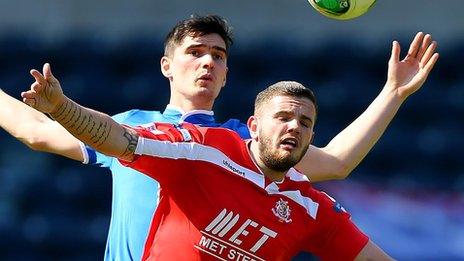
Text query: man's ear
310 131 315 144
160 56 172 79
247 115 259 140
222 67 228 88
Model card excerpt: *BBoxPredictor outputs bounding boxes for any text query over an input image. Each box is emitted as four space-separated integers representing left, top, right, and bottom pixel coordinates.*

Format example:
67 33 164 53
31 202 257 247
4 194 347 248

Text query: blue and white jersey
80 105 249 261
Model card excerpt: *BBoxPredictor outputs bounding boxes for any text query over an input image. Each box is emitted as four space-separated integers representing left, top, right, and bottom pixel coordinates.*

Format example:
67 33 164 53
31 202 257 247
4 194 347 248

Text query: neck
169 95 214 112
249 141 287 182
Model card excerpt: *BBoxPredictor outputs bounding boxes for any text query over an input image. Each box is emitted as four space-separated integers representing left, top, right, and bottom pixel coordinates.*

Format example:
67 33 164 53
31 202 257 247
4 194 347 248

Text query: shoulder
133 122 208 144
134 123 245 152
182 124 245 151
199 125 242 140
220 119 251 139
284 168 347 216
111 109 163 124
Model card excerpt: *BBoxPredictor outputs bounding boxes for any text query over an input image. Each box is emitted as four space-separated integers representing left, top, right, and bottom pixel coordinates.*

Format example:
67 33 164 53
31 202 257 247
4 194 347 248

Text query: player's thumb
43 63 59 84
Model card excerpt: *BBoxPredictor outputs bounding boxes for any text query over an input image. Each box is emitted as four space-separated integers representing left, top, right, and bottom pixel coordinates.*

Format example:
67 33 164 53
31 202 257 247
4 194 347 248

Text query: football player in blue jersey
2 14 437 260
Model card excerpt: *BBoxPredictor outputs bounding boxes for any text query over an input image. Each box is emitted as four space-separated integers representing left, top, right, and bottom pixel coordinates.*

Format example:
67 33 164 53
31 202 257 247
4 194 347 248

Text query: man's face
255 95 316 172
162 33 228 105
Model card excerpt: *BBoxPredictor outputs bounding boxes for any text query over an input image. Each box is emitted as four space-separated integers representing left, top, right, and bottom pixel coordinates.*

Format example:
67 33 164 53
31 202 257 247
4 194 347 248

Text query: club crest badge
272 198 292 223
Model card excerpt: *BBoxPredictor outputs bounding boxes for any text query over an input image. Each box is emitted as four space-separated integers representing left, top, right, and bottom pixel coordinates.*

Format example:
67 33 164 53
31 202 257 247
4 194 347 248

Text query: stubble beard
258 134 309 172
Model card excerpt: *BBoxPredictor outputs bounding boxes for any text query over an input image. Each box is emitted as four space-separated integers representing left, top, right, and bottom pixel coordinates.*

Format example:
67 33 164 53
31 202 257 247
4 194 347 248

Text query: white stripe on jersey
286 168 310 182
135 137 320 220
135 137 265 188
265 183 319 219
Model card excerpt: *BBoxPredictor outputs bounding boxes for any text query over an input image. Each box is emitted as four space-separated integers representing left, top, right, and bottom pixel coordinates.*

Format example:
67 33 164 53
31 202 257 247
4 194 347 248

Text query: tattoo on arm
97 124 112 147
51 100 70 121
90 122 104 143
50 100 114 149
120 128 138 158
53 100 67 118
58 100 73 122
67 104 82 128
75 114 88 135
88 118 96 134
91 121 112 147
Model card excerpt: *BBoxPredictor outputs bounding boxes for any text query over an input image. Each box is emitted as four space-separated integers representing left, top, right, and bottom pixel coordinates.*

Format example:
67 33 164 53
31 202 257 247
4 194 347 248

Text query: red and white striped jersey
120 123 368 261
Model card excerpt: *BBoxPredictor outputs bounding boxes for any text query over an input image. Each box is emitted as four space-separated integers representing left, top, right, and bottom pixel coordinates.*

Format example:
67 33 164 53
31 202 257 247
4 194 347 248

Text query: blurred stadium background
0 0 463 260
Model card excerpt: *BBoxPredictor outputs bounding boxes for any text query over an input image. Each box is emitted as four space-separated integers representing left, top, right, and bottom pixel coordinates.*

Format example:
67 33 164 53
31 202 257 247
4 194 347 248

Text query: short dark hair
164 14 233 57
254 81 318 118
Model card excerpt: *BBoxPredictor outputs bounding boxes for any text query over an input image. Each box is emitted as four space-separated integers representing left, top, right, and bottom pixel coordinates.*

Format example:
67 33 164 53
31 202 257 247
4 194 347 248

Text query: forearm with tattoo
48 98 137 160
121 128 138 158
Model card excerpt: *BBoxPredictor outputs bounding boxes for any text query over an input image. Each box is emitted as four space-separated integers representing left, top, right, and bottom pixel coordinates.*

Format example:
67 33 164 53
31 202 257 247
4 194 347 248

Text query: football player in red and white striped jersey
23 77 395 260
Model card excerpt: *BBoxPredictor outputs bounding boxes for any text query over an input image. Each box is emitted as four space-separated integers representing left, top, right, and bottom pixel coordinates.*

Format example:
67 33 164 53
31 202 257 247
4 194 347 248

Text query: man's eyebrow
186 44 227 55
212 46 227 55
301 114 314 124
275 110 314 124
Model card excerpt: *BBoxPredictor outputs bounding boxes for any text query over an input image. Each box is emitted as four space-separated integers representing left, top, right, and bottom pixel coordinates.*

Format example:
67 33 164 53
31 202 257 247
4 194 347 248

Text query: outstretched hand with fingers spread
21 63 64 114
385 32 439 100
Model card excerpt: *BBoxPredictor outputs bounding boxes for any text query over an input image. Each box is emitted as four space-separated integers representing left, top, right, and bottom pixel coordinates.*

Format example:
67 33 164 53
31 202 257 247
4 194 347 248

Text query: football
308 0 376 20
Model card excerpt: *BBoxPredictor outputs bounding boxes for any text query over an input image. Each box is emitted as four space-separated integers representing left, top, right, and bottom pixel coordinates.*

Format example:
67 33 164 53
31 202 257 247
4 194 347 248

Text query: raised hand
386 32 439 100
21 63 65 114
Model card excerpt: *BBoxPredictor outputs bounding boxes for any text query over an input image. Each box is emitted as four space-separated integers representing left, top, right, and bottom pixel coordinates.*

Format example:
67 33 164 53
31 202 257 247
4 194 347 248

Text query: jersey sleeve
118 123 203 184
304 191 369 260
83 145 113 167
82 111 132 167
